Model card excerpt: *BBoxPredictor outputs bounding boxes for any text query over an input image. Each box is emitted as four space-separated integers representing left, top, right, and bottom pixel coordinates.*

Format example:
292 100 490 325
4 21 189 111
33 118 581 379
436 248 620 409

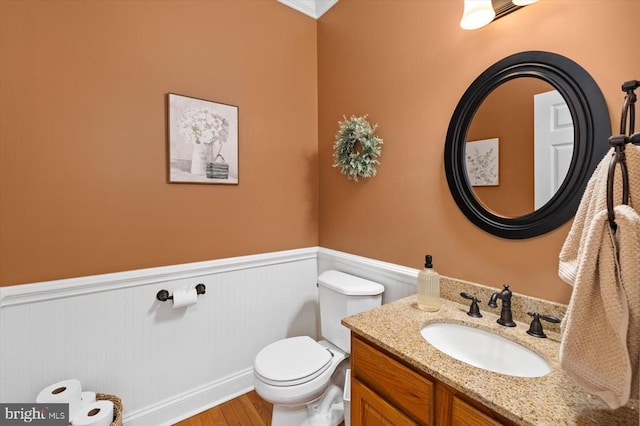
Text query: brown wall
2 1 638 305
468 77 551 216
0 1 319 285
318 0 640 303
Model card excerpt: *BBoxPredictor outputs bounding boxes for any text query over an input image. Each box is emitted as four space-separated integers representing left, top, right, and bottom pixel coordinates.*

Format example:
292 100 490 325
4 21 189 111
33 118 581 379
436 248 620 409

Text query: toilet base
271 384 345 426
272 404 309 426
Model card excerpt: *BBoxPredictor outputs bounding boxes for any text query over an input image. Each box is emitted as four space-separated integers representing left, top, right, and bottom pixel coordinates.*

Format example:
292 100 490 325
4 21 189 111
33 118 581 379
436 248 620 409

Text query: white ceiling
278 0 339 19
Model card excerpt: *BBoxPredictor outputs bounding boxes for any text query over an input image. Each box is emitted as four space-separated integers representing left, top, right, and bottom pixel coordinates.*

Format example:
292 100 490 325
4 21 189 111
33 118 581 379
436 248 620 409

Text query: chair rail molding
0 247 318 307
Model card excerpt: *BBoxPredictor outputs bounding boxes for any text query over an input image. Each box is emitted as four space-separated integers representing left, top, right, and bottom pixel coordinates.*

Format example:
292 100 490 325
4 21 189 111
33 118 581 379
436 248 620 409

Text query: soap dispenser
417 255 441 312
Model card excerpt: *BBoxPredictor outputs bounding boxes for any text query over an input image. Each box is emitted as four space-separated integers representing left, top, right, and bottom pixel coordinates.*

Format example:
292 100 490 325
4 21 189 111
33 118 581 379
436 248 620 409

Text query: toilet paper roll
71 400 113 426
172 288 198 308
36 379 82 421
81 391 96 407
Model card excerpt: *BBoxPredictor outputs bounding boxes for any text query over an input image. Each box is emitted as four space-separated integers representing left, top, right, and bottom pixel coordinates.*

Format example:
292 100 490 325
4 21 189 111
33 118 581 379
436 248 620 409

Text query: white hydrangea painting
168 93 238 184
465 138 499 186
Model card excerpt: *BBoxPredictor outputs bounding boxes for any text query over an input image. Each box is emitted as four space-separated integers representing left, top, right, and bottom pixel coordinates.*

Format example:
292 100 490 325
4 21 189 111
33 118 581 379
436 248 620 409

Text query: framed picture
465 138 499 186
168 93 239 184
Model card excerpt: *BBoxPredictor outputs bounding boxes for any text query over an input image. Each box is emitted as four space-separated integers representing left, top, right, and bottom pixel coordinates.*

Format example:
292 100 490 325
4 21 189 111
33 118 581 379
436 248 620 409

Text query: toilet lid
254 336 333 386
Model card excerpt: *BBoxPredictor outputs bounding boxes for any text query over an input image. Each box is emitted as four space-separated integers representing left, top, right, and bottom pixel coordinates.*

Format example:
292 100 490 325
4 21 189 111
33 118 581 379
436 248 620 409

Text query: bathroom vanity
342 279 639 426
351 334 512 425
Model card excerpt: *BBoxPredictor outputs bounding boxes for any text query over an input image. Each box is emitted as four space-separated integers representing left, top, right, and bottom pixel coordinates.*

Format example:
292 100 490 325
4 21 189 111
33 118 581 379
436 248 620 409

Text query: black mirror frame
444 51 611 239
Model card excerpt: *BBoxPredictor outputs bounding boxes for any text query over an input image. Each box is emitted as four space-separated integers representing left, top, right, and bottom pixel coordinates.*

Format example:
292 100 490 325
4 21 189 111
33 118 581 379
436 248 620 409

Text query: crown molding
278 0 338 19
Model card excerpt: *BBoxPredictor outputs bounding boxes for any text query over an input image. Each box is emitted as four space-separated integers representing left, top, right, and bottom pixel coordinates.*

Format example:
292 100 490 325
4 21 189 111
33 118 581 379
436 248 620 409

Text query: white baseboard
127 368 254 426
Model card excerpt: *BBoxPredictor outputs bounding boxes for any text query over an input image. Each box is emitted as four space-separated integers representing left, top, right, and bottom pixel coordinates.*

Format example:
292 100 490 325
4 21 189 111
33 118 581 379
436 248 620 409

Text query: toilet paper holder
156 283 206 302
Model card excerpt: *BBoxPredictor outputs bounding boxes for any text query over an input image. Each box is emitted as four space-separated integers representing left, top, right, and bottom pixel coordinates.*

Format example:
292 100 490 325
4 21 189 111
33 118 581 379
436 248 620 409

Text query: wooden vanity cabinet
351 335 434 425
351 379 420 425
436 383 505 426
350 335 515 426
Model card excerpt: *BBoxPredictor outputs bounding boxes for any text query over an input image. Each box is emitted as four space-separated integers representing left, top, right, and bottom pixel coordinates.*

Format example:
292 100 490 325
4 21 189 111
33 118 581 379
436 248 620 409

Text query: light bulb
460 0 496 30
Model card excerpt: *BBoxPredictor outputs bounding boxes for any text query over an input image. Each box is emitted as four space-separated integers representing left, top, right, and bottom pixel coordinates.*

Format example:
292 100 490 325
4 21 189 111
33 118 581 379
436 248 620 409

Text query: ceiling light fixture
460 0 496 30
460 0 538 30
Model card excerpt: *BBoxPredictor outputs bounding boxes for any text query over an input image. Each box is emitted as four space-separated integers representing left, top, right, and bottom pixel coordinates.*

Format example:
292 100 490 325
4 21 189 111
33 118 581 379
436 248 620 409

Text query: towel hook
606 80 640 231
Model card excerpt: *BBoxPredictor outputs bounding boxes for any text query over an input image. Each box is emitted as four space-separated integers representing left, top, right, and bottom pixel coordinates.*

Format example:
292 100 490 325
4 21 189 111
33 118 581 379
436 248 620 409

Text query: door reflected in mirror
466 77 574 218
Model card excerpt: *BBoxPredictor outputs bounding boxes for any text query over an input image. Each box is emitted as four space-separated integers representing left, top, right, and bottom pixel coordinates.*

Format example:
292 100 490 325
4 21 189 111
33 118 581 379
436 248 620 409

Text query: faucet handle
526 312 561 338
460 292 482 318
540 314 561 323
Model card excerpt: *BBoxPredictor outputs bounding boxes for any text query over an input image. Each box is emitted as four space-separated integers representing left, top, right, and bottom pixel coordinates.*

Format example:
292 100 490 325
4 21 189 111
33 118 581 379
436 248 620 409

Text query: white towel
559 205 640 408
559 146 640 284
559 146 640 408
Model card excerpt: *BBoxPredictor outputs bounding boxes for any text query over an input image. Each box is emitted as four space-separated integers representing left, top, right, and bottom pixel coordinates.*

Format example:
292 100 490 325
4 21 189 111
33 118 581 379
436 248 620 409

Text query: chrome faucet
488 284 516 327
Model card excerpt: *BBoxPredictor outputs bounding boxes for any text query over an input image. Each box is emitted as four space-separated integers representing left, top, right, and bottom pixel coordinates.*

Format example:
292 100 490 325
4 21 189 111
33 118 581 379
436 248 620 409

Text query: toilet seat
254 336 333 387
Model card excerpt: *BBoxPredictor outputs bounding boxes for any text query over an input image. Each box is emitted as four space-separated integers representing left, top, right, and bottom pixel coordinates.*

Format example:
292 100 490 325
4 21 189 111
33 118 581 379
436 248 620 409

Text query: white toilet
253 270 384 426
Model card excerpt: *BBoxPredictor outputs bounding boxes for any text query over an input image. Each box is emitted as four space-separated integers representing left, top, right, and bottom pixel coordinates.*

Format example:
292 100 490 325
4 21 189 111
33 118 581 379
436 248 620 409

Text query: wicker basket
96 393 123 426
206 154 229 179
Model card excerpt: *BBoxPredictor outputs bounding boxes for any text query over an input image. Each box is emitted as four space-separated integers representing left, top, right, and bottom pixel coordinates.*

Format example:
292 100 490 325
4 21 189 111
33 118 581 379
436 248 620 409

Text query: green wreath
332 115 383 181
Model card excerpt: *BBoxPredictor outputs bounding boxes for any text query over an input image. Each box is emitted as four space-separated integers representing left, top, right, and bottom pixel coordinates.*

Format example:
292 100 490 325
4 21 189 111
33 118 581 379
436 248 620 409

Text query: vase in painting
190 142 213 175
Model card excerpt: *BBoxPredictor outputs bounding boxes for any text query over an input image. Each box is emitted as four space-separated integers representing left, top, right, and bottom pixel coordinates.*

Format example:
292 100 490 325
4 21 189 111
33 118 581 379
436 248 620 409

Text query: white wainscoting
318 247 418 304
0 248 320 426
0 247 419 425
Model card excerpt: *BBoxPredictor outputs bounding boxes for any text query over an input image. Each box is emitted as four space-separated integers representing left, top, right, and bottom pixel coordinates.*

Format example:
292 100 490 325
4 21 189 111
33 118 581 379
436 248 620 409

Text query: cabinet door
451 396 503 426
352 336 433 424
351 378 418 426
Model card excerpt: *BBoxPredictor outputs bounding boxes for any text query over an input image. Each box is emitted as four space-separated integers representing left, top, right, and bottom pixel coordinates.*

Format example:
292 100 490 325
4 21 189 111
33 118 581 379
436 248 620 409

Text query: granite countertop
342 289 639 426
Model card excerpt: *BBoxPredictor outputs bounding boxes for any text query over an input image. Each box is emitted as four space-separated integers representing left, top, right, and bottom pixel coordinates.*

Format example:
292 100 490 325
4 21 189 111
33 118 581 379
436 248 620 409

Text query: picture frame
168 93 239 184
465 137 499 186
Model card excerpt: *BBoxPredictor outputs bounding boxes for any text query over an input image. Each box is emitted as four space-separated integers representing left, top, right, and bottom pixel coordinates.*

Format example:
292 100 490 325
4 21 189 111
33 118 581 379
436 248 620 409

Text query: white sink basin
420 322 551 378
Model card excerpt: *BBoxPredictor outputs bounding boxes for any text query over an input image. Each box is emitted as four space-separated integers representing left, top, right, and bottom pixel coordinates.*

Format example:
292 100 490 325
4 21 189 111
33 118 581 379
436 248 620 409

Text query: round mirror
444 51 611 239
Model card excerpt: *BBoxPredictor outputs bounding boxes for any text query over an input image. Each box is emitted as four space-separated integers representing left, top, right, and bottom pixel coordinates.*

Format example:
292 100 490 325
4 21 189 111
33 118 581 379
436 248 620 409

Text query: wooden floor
174 391 273 426
174 390 346 426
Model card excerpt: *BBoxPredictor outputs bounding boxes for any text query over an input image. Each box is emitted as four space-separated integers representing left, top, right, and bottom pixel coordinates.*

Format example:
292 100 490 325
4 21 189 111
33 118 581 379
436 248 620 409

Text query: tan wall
0 1 319 286
2 0 638 304
318 0 640 303
468 77 551 216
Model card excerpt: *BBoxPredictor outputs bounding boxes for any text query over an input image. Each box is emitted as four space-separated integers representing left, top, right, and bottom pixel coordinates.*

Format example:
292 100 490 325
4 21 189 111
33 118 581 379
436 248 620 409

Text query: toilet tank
318 270 384 354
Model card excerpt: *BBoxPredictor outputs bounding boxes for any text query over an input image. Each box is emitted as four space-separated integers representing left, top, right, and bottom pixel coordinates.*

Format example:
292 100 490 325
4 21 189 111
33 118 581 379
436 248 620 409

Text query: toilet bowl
253 270 384 426
254 337 346 423
254 339 347 426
